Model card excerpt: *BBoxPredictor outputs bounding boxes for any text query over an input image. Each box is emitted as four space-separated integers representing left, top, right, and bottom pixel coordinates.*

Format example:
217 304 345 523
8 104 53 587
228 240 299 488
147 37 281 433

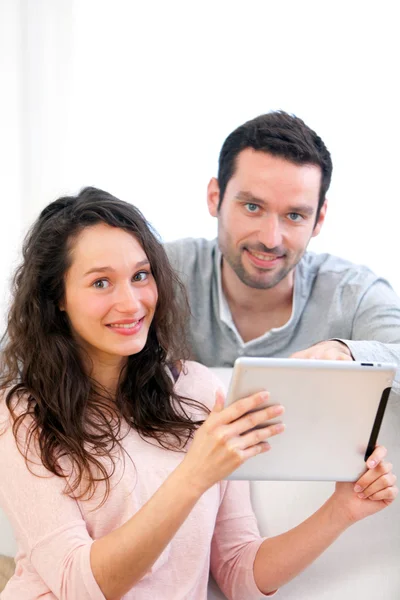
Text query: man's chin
238 267 291 290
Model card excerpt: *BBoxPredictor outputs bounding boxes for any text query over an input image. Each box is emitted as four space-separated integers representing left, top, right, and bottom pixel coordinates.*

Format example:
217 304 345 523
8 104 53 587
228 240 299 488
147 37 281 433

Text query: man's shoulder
301 251 378 286
164 237 218 274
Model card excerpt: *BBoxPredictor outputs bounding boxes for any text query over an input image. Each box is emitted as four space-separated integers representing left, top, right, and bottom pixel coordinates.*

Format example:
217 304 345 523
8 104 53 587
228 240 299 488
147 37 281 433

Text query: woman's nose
114 283 141 312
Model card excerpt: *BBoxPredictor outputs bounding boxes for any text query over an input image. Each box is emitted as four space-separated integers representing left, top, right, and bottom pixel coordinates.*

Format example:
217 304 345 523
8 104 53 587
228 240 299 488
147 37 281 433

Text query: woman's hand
330 445 398 525
179 389 285 494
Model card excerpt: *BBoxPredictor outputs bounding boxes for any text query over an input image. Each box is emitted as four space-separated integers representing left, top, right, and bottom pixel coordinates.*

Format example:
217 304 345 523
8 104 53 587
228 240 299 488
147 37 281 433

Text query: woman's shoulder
174 360 228 411
0 389 35 449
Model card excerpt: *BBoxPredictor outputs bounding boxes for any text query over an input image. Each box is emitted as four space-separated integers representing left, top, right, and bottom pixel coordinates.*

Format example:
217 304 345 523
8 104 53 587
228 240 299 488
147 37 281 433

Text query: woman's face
62 223 158 370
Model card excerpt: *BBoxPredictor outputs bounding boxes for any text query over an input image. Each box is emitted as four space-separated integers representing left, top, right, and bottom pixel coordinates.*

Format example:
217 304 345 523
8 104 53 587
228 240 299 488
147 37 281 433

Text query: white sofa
0 510 16 557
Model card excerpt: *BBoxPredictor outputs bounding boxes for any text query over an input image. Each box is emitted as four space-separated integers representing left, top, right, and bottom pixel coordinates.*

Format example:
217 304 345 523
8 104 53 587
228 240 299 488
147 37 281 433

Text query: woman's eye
133 270 149 282
288 212 303 222
245 203 259 213
93 279 110 289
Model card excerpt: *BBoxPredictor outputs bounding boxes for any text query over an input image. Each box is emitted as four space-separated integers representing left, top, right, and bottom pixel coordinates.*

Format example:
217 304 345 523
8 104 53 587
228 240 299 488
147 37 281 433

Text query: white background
1 2 400 595
2 0 400 327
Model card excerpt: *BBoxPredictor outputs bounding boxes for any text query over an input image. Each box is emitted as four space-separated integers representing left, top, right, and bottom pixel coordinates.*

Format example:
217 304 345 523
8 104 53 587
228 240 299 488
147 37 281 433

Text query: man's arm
291 278 400 379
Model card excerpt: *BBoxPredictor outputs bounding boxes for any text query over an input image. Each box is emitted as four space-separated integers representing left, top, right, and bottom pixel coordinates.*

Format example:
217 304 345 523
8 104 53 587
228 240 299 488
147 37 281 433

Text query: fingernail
357 493 365 499
368 460 376 468
260 392 269 401
275 423 285 433
354 485 362 492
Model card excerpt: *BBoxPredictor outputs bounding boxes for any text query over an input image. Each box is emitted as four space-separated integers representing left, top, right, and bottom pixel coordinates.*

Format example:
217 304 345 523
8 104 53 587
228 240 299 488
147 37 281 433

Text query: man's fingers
290 341 353 361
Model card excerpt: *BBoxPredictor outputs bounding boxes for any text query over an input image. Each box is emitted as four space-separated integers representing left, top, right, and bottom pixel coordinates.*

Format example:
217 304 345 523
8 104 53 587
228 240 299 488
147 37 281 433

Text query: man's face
208 149 326 290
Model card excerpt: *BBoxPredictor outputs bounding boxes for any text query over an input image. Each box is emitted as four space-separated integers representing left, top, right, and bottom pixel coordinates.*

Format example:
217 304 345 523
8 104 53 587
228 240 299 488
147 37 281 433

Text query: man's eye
133 270 149 282
93 279 109 289
245 203 259 213
288 213 303 222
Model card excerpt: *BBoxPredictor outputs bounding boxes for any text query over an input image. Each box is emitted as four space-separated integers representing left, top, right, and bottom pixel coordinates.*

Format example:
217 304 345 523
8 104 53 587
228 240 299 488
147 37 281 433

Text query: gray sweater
165 238 400 390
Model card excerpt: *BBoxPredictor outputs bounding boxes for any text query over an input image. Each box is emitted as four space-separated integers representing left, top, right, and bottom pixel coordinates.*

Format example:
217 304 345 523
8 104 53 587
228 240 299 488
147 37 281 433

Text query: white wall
0 0 23 556
0 0 23 328
15 0 400 291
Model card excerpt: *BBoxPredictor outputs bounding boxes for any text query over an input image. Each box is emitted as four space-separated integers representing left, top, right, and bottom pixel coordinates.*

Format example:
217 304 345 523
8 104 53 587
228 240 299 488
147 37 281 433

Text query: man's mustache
242 243 286 256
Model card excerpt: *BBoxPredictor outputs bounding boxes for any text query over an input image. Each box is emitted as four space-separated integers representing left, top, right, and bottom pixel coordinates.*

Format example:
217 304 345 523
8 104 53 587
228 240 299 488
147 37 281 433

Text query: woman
0 187 397 600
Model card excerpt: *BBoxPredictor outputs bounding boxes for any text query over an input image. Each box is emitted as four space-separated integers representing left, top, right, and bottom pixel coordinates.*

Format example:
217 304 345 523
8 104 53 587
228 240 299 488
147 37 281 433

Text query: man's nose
259 215 283 250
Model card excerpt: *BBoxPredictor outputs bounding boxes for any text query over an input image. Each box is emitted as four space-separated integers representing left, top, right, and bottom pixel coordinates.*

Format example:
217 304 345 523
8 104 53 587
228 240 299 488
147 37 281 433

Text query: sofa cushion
0 555 15 593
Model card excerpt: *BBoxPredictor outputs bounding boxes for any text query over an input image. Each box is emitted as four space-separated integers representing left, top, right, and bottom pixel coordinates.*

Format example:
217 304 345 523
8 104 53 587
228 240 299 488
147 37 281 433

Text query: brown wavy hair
0 187 206 502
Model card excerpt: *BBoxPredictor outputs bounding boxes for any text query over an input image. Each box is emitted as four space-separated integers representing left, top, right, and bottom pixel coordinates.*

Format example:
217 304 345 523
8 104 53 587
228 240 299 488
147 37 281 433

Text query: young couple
0 112 398 599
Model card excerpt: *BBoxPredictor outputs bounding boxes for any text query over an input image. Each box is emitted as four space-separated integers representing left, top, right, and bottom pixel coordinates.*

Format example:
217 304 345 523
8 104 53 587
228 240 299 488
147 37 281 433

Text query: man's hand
290 340 353 361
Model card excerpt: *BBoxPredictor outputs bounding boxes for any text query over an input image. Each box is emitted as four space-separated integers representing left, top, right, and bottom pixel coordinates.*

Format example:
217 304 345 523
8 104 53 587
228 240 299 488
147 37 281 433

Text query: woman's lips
106 317 144 335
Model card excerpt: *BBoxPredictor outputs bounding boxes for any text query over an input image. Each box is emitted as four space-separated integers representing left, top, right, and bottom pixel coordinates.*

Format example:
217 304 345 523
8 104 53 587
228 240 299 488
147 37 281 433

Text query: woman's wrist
173 459 211 499
324 493 356 530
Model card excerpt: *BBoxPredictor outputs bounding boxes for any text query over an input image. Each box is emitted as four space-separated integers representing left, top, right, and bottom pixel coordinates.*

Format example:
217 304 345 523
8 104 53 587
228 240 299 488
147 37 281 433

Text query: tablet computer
225 357 396 481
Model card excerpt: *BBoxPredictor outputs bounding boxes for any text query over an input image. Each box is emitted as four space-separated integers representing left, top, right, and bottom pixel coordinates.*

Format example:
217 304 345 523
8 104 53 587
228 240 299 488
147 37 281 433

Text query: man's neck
221 261 295 342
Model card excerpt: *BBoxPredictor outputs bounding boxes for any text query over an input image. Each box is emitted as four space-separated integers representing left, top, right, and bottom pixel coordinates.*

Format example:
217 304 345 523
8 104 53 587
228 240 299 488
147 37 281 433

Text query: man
164 111 400 384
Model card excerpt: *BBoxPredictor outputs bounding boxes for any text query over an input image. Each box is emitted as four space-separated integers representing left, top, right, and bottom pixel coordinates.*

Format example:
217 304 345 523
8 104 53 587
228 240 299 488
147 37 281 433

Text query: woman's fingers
365 445 387 469
208 391 271 429
240 441 271 461
211 388 226 413
354 461 397 499
365 485 398 502
228 421 285 451
354 446 389 494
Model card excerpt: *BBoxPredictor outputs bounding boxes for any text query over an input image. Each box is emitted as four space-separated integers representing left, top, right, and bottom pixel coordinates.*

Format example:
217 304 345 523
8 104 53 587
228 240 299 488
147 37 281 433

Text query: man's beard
222 242 301 290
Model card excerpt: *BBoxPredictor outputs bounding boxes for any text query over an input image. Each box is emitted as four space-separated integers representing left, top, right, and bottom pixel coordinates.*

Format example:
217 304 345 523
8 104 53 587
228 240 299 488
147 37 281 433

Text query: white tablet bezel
224 357 395 481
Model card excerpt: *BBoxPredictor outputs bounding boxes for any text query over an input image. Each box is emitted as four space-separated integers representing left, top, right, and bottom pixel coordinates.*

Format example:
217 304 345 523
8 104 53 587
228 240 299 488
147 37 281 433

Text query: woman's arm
90 390 284 599
253 446 398 595
0 388 283 600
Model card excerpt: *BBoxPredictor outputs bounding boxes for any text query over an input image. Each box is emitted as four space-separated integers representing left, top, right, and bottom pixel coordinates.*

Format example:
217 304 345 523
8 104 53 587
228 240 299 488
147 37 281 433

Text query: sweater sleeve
0 410 105 600
210 480 277 600
334 278 400 392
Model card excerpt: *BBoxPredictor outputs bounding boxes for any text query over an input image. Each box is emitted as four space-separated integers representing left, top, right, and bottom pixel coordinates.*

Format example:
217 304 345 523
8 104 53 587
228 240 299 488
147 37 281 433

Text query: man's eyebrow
235 191 266 204
83 260 150 277
235 192 315 216
288 205 315 217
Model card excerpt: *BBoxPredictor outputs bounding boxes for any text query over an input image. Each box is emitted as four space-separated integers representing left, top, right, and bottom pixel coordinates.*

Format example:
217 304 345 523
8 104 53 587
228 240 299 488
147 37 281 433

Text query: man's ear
312 200 328 238
207 177 220 217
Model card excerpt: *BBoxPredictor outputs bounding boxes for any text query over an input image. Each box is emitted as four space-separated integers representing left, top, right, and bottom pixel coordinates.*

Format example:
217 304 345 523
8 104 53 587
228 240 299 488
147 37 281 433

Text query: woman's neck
83 351 127 397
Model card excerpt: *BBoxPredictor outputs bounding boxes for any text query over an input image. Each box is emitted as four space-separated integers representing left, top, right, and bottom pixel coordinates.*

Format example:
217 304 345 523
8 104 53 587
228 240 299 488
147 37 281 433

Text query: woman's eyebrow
83 260 150 277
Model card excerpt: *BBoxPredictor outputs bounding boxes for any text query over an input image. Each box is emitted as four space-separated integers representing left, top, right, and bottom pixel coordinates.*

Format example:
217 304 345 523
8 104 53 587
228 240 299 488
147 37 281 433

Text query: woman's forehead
68 224 148 275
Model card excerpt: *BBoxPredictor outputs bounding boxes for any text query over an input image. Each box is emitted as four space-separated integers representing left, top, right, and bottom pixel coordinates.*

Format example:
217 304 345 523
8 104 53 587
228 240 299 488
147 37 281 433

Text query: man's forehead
234 148 321 180
229 150 321 202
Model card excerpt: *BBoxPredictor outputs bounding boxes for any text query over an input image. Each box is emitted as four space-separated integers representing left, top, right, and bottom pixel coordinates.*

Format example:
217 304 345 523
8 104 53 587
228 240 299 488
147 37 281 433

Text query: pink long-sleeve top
0 361 272 600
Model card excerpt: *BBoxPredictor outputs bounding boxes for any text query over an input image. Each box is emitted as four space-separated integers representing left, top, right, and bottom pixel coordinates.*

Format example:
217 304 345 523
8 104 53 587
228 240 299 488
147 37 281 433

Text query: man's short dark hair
217 111 332 218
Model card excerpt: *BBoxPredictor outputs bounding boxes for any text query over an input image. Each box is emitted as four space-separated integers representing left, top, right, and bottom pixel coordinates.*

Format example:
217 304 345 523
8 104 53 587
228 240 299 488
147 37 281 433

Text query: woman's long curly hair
0 187 205 502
